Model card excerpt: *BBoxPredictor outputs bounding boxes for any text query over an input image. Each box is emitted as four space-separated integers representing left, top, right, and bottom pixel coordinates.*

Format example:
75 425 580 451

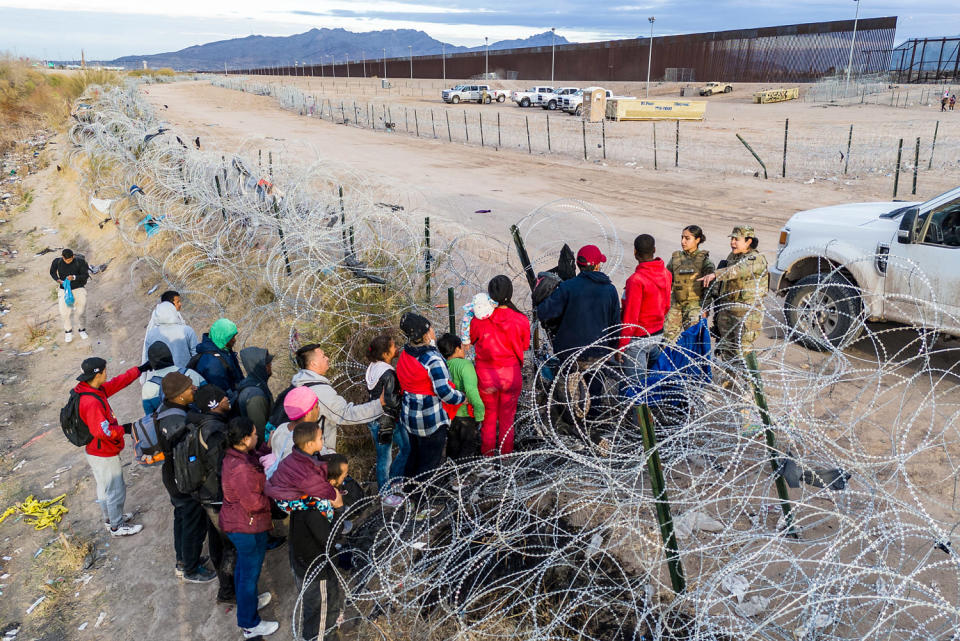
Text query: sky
0 0 955 62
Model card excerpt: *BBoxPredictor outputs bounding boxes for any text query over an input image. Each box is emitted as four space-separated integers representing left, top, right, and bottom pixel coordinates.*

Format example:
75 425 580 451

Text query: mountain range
106 28 571 71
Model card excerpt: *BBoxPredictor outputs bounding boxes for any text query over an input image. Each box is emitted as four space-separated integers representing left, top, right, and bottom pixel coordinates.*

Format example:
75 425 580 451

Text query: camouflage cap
730 225 756 239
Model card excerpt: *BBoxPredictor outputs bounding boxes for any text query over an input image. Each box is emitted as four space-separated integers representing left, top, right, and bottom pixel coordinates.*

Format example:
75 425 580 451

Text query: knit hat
195 384 227 412
576 245 607 267
284 386 319 421
209 318 238 350
162 371 194 400
77 357 107 382
399 312 431 341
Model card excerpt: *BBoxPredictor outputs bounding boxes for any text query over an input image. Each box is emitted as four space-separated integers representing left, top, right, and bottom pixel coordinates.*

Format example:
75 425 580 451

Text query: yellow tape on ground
0 494 68 530
607 99 707 121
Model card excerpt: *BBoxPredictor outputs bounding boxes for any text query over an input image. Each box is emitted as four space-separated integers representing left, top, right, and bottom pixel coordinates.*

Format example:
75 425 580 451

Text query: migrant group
55 223 768 640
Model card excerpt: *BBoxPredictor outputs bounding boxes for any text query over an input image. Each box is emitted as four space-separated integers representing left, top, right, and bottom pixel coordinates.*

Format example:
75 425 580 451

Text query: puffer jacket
264 448 338 502
140 302 198 374
618 258 673 348
194 333 244 394
236 346 274 436
469 306 531 368
219 448 272 534
536 270 621 359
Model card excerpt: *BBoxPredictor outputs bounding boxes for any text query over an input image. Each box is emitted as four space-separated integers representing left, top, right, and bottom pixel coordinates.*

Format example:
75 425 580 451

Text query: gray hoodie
291 368 382 452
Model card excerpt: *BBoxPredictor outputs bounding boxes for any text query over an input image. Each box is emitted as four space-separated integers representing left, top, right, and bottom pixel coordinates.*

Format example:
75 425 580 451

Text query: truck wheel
575 105 582 116
784 273 863 351
548 100 557 110
520 97 530 107
484 95 492 104
452 96 460 104
724 86 732 93
497 94 506 102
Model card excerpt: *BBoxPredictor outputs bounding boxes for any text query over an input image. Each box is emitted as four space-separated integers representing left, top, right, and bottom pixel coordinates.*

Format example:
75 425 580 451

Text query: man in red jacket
618 235 672 383
75 357 145 536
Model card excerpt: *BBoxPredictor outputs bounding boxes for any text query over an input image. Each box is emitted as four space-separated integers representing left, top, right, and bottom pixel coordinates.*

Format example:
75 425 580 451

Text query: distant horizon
0 1 955 61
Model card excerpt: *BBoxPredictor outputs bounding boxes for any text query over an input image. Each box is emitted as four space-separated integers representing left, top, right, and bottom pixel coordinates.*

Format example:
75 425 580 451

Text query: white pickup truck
511 86 554 108
441 84 508 104
770 186 960 349
539 87 580 110
561 88 636 116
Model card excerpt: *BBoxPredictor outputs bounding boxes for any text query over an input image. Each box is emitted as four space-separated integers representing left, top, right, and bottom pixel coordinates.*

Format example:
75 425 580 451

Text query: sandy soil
0 77 956 640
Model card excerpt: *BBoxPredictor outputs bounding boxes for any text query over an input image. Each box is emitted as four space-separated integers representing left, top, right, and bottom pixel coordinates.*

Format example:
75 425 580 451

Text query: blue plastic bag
63 278 75 307
623 318 712 406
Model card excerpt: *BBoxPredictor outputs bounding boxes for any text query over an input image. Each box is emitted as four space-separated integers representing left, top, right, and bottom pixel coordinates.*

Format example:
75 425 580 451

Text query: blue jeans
367 420 393 489
226 531 268 629
387 422 410 488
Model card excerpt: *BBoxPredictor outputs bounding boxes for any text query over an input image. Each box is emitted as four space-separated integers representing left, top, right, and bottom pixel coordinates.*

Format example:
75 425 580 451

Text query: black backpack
60 390 106 447
172 422 210 494
266 384 297 430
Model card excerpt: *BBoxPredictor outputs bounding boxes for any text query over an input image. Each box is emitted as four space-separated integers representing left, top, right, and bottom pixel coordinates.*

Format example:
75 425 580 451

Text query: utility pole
551 27 556 84
408 45 413 79
646 17 655 98
330 54 336 78
383 48 387 79
442 42 446 82
845 0 862 95
362 50 366 77
485 36 489 79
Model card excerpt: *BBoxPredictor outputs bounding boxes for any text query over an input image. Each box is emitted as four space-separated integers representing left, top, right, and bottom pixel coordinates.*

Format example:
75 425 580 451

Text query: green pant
664 301 702 343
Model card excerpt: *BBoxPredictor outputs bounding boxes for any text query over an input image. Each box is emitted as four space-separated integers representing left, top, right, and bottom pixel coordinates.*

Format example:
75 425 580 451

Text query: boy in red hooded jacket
618 235 672 382
74 356 146 536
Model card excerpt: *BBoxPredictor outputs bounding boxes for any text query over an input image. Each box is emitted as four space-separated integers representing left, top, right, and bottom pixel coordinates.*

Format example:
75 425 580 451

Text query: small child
437 333 485 460
459 293 496 349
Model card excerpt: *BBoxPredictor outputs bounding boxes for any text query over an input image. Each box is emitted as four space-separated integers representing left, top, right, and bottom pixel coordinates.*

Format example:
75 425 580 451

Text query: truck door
884 192 960 333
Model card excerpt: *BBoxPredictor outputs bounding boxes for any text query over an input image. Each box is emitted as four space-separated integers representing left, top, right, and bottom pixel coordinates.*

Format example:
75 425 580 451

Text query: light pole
362 50 366 77
485 37 489 79
844 0 862 95
345 54 350 78
551 27 556 84
442 42 446 82
320 57 324 78
646 17 655 98
329 54 336 78
408 45 413 79
382 48 387 79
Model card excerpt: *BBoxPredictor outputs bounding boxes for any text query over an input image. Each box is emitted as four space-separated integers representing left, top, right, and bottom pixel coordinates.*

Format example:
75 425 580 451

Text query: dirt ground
0 77 957 640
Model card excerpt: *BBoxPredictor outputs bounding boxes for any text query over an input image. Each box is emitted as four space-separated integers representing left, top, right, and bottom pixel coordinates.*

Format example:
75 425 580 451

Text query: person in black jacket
191 384 236 602
236 347 275 444
49 248 90 343
363 335 404 505
156 372 216 585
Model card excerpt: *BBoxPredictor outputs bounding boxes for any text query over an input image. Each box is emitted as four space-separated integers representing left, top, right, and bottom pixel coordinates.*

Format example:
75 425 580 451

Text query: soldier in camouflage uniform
700 225 769 365
664 225 715 342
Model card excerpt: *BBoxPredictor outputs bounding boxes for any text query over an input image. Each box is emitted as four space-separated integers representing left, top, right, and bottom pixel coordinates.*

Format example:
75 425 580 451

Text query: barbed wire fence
69 82 960 641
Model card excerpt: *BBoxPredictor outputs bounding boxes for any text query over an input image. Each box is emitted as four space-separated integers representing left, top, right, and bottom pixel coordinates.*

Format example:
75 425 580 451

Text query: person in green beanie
193 318 245 395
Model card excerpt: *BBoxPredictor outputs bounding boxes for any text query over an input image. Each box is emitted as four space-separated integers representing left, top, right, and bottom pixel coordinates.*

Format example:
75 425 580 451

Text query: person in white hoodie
141 300 199 378
291 344 384 452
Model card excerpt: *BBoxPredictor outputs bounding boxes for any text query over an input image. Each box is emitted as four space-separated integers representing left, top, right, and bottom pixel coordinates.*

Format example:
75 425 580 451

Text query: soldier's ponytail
683 225 706 245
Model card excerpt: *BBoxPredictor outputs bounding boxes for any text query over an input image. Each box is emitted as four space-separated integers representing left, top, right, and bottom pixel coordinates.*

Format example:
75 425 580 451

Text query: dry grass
28 531 95 633
25 317 52 343
127 68 176 79
0 57 120 150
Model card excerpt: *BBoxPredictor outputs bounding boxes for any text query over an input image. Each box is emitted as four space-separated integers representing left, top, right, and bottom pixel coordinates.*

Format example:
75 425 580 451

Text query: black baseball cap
77 357 107 382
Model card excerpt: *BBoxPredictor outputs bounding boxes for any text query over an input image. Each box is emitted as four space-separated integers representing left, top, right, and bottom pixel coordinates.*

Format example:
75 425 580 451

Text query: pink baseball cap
284 386 319 421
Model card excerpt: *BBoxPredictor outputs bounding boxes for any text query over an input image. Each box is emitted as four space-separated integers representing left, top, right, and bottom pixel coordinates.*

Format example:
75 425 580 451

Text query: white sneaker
257 592 272 610
64 331 73 343
78 329 89 340
109 523 143 537
242 620 279 638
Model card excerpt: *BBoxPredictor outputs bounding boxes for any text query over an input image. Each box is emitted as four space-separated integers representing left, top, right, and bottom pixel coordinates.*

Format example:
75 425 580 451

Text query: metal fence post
448 287 456 334
911 136 920 195
844 124 853 174
928 121 939 170
782 118 789 178
893 138 903 198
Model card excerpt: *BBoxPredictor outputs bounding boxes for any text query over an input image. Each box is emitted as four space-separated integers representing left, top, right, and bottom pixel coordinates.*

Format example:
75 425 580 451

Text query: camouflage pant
664 301 703 342
713 310 760 362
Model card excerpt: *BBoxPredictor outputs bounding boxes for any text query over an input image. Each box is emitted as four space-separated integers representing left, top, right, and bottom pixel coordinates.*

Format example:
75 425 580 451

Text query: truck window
921 199 960 248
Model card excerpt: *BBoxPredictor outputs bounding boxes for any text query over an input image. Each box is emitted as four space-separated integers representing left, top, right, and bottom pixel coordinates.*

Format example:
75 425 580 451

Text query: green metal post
424 216 431 302
844 124 853 174
447 287 456 334
893 138 903 198
911 136 920 195
782 118 788 178
735 133 767 179
928 121 939 170
743 352 797 538
637 405 686 594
